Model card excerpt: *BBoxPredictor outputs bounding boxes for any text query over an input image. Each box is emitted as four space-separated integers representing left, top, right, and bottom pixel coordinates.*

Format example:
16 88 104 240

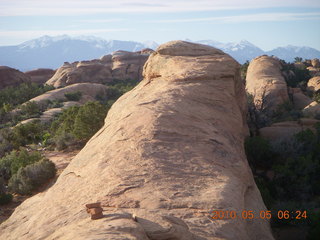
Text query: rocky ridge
0 66 31 90
46 49 153 88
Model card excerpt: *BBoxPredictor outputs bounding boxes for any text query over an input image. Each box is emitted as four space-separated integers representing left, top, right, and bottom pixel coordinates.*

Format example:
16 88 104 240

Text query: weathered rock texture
0 41 273 240
307 76 320 92
25 68 55 84
26 83 108 106
246 56 289 113
0 66 31 89
46 49 153 88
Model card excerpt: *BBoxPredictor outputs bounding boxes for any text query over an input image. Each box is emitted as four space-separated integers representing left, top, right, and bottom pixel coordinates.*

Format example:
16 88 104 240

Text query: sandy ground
0 149 80 224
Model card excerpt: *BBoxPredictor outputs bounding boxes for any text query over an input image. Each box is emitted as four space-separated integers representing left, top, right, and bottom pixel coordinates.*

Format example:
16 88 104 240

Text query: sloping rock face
0 41 273 240
27 83 108 106
0 66 31 89
246 56 289 113
24 68 55 84
46 49 153 88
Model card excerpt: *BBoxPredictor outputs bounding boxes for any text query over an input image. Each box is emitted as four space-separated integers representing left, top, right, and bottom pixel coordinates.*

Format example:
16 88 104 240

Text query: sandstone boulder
46 50 153 88
0 66 31 90
25 68 55 84
311 58 320 68
260 118 319 141
307 76 320 92
289 87 312 109
246 56 289 114
0 41 273 240
26 83 108 107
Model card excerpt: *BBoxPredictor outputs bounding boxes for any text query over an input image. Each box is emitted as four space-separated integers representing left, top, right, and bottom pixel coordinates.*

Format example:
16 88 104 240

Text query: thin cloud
149 12 320 23
1 0 320 16
0 29 133 38
77 19 125 23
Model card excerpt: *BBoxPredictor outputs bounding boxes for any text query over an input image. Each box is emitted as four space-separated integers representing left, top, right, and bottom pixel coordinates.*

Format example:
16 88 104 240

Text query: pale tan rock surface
307 76 320 92
26 83 108 106
0 66 31 89
246 56 289 113
0 41 273 240
260 118 319 141
46 50 153 88
25 68 55 84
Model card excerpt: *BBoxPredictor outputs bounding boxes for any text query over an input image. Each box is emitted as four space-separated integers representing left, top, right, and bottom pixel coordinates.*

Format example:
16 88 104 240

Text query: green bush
245 136 274 169
0 149 43 181
8 159 56 195
0 83 54 108
73 101 107 140
20 101 41 118
0 193 12 205
64 91 82 101
12 121 44 147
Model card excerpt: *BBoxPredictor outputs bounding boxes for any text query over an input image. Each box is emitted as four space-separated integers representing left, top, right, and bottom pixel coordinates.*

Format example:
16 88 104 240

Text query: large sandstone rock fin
0 41 274 240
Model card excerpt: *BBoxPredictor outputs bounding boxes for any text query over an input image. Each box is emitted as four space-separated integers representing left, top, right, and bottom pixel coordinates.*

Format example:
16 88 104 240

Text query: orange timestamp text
210 210 307 220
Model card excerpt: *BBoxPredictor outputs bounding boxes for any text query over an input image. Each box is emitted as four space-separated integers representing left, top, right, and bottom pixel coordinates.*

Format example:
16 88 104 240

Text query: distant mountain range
0 35 319 71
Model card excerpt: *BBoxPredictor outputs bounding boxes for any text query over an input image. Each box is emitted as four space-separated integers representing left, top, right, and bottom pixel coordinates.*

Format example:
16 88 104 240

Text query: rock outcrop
25 68 55 84
307 76 320 92
260 118 319 141
246 56 289 113
46 49 153 88
311 58 320 68
0 41 273 240
26 83 108 106
0 66 31 89
289 87 313 110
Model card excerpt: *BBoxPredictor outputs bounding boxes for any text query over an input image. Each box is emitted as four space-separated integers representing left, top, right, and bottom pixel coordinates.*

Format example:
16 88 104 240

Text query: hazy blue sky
0 0 319 50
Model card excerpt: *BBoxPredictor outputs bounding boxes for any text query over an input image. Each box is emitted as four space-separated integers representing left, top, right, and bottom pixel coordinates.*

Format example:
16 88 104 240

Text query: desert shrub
64 91 82 101
245 136 274 169
241 60 250 79
0 83 54 108
0 177 12 205
73 101 107 140
19 101 41 118
52 132 76 150
307 211 320 240
0 128 13 158
0 149 43 181
8 159 56 195
11 121 44 147
280 60 310 88
246 93 271 135
0 193 12 205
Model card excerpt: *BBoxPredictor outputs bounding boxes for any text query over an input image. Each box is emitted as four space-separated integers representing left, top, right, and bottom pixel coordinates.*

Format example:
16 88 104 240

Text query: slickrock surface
46 49 153 88
26 83 108 106
246 56 289 113
0 41 273 240
25 68 55 84
0 66 31 89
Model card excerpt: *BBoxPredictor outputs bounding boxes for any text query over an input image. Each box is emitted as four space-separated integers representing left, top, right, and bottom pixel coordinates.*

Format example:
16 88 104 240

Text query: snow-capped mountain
266 45 320 62
197 39 265 63
0 35 319 71
0 35 157 71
